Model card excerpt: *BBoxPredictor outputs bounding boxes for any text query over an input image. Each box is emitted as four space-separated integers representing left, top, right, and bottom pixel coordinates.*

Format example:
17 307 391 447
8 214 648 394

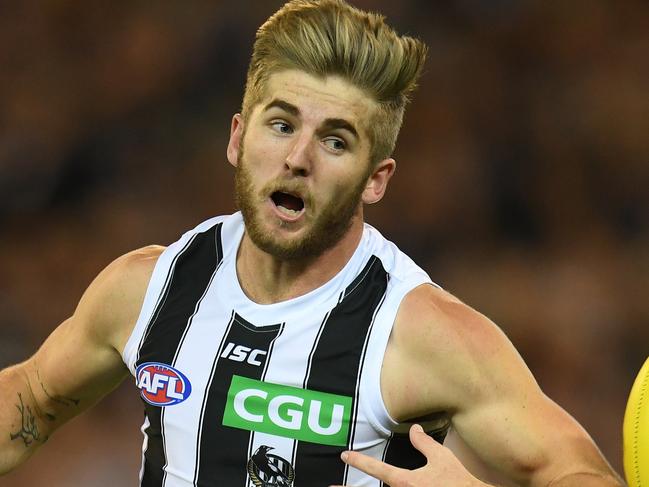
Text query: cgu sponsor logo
222 375 352 447
136 362 192 406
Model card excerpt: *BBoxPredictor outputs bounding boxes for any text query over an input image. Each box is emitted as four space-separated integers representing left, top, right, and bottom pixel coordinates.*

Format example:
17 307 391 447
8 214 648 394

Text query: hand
330 424 489 487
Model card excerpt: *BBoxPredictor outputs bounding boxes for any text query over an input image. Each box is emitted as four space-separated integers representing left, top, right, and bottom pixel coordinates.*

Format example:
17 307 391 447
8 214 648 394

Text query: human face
228 70 388 261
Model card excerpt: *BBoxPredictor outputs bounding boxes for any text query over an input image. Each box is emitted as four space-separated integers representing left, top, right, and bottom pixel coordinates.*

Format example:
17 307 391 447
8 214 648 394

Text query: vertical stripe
343 287 388 484
287 310 334 470
163 259 223 484
293 256 388 486
383 434 424 472
382 426 449 486
244 322 285 487
192 311 236 482
379 438 390 487
194 314 283 487
139 415 151 484
137 234 198 356
136 223 222 487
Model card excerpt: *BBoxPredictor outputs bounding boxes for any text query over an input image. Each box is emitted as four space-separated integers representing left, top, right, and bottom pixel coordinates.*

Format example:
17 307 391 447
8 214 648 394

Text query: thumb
409 424 444 461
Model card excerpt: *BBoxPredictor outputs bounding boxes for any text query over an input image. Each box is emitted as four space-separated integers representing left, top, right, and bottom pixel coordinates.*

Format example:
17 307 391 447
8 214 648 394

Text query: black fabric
194 313 283 487
381 426 449 487
136 222 222 487
293 256 389 486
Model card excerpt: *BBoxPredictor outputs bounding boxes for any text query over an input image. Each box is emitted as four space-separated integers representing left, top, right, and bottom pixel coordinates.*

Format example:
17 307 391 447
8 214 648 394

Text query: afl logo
136 362 192 406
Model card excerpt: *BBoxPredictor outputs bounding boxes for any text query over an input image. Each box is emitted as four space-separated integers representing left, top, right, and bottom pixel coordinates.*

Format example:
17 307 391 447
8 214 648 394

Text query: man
0 1 624 486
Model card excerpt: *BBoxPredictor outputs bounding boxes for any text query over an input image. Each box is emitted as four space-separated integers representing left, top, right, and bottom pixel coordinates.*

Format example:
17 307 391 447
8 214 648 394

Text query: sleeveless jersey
122 212 448 487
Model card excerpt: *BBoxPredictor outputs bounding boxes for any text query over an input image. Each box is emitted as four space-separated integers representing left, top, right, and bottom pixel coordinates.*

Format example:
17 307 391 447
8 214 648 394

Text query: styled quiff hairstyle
242 0 427 165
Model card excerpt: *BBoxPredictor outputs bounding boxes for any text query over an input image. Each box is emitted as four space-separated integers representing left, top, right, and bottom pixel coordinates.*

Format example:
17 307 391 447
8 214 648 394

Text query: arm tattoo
9 393 43 447
37 369 80 407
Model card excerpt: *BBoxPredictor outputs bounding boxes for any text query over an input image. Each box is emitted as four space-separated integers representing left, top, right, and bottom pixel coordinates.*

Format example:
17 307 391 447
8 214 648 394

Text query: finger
339 450 405 484
409 423 445 461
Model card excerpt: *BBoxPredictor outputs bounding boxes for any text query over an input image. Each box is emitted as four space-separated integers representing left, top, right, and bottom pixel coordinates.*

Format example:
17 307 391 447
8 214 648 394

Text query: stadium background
1 0 647 484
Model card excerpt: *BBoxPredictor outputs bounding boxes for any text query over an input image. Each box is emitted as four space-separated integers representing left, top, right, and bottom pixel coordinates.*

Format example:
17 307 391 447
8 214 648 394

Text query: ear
362 158 396 205
226 113 244 167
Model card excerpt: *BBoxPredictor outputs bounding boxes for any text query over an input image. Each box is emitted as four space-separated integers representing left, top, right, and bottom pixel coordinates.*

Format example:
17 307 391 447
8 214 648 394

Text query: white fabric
122 212 437 486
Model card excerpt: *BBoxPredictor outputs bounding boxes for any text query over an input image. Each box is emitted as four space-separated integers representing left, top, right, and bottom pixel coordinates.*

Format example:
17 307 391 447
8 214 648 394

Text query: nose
285 133 312 177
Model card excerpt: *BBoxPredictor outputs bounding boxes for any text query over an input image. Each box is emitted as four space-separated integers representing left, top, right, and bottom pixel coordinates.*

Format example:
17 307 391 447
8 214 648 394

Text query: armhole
121 215 229 375
359 278 440 436
120 240 185 375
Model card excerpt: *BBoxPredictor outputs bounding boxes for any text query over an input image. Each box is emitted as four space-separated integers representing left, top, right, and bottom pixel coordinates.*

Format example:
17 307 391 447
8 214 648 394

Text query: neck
236 215 364 304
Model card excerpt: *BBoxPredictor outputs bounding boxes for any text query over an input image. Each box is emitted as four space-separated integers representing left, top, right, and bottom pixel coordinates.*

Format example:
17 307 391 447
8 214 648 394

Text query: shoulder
90 245 165 303
101 245 165 286
362 224 432 285
74 245 165 352
383 284 523 419
395 284 509 363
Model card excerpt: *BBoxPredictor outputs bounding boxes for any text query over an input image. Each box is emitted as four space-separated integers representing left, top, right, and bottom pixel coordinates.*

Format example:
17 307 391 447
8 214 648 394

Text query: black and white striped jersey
122 212 447 487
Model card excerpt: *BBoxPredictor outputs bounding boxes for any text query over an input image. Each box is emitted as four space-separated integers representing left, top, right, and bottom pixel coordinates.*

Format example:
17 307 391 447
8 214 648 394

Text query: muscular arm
382 285 624 487
0 246 162 475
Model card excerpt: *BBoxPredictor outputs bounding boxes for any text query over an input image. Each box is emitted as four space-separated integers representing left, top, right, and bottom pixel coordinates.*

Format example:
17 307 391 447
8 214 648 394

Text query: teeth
277 205 301 216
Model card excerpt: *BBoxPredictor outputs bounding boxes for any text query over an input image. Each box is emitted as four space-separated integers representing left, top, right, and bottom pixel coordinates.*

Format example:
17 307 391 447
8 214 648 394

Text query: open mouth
271 191 305 218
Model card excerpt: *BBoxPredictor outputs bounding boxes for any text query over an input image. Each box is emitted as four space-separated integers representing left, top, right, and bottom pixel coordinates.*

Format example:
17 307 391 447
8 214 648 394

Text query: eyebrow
264 99 300 117
263 98 359 139
321 118 358 138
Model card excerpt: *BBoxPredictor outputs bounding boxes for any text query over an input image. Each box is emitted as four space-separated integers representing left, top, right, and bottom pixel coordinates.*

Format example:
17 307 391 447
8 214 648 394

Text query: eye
323 137 346 152
270 121 293 135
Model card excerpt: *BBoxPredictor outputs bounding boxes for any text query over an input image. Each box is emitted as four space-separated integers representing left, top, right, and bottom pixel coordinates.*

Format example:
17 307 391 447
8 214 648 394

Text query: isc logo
221 342 267 366
136 362 192 406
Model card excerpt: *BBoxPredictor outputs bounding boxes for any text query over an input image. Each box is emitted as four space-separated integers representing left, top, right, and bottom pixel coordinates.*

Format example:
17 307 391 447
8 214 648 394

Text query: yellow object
624 357 649 487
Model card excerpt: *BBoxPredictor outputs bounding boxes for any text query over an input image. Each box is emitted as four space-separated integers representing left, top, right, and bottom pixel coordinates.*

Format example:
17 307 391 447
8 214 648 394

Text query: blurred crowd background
1 0 647 485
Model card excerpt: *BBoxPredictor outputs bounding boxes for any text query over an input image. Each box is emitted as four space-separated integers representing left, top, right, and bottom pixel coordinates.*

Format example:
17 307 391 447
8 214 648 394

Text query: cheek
316 174 361 205
246 138 288 173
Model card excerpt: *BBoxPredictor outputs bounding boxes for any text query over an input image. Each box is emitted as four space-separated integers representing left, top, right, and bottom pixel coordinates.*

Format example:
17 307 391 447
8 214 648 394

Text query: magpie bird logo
247 445 295 487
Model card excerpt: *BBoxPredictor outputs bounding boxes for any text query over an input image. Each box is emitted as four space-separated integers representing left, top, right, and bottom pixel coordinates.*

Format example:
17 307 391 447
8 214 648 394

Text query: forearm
0 363 51 475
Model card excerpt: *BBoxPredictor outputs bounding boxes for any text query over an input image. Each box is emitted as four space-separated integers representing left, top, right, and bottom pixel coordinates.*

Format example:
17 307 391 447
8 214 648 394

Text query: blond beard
234 153 368 261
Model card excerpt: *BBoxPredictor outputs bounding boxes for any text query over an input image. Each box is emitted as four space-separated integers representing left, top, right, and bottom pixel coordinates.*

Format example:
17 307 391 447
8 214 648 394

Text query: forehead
255 69 376 135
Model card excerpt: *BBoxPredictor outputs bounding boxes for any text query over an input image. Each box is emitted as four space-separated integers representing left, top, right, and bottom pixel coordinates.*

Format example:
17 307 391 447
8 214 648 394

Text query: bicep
397 286 618 486
25 314 129 427
444 426 520 487
22 246 160 429
451 388 583 486
448 324 612 487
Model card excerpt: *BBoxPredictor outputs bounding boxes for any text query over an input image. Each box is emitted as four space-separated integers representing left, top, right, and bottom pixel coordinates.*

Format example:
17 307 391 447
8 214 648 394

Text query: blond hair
242 0 427 165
